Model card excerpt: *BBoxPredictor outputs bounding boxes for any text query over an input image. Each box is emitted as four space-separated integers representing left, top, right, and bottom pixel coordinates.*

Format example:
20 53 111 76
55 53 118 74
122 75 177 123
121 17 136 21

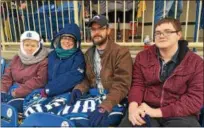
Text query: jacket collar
149 40 189 64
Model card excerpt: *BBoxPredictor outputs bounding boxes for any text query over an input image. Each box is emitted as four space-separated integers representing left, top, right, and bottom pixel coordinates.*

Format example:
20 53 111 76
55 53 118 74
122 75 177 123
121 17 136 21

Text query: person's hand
68 89 82 105
11 91 16 97
139 102 162 118
89 107 109 127
128 102 146 126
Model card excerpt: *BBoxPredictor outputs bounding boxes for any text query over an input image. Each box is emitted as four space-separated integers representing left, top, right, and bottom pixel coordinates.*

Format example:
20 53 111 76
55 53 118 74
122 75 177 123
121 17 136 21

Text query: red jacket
129 41 203 118
1 55 48 97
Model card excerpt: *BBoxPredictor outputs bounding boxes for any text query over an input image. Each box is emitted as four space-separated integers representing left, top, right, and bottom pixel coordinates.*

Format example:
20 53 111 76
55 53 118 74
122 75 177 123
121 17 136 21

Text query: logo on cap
26 32 32 37
93 15 100 20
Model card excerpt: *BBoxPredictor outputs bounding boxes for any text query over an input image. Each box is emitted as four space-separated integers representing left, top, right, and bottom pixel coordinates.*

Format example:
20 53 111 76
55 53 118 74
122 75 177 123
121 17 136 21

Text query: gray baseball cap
88 15 109 27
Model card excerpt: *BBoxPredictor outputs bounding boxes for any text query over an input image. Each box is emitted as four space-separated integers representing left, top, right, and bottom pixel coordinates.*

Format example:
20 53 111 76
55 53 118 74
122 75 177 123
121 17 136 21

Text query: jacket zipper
160 67 182 107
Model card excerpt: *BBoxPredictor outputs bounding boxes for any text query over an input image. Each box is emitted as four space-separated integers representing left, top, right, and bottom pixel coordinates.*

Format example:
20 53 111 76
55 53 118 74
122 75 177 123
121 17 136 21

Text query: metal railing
0 0 203 49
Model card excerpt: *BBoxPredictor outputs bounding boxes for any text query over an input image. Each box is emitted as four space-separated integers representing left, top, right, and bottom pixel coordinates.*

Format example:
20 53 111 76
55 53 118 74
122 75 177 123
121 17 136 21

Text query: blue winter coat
45 24 85 97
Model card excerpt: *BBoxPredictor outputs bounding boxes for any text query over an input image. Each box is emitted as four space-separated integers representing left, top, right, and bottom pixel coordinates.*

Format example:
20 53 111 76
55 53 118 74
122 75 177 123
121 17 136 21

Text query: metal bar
54 0 59 32
152 0 155 39
90 1 92 18
141 1 145 43
105 0 108 19
42 1 48 41
48 0 53 39
15 1 21 38
174 0 178 19
163 0 166 18
73 1 79 25
184 1 190 40
31 0 36 31
2 3 8 41
61 0 64 28
10 2 17 42
36 0 42 36
196 0 202 42
26 0 30 30
123 1 126 43
20 0 25 31
97 0 100 14
2 42 203 48
131 0 135 42
114 0 116 43
82 1 86 42
67 0 71 23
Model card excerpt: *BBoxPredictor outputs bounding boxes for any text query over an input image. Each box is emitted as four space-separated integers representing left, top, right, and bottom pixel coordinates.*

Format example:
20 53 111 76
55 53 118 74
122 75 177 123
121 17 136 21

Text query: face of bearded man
90 23 110 46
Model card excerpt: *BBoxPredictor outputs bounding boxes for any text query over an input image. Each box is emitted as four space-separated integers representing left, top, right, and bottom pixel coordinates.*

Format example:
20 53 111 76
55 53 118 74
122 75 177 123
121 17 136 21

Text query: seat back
1 57 6 77
21 113 75 127
1 103 18 127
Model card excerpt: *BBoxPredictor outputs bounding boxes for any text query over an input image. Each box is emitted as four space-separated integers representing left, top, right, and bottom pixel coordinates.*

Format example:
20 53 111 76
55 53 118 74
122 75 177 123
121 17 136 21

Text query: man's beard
92 35 108 46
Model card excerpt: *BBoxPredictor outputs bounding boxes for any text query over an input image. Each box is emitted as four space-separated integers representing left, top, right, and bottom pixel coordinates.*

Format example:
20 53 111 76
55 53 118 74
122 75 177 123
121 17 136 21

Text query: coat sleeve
1 56 17 92
160 60 203 117
128 53 146 105
45 54 85 97
99 48 133 112
14 59 48 98
73 54 91 94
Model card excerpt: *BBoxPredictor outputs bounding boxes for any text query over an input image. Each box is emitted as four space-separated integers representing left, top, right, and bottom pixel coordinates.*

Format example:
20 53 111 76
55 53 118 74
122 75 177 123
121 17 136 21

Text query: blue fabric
24 92 127 127
51 23 81 49
24 92 71 117
89 107 109 127
44 50 85 97
154 0 183 24
8 83 19 96
143 114 151 127
43 23 85 97
23 89 43 111
68 89 82 105
1 92 14 103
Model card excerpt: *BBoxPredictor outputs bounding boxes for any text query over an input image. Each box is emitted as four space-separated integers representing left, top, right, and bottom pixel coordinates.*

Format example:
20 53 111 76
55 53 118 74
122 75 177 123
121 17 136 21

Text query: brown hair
155 17 182 31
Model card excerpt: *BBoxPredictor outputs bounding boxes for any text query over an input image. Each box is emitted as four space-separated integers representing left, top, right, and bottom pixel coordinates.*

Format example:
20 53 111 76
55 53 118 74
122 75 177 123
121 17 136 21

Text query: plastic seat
1 57 6 77
1 103 18 127
21 113 75 127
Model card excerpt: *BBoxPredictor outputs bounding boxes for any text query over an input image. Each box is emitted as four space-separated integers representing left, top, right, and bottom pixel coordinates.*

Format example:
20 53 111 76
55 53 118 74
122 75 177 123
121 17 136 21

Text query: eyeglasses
154 30 179 37
61 36 75 42
90 26 107 32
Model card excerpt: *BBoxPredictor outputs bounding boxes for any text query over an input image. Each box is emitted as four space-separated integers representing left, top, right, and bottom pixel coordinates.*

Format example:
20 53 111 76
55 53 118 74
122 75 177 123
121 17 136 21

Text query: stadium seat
1 57 6 77
1 103 18 127
21 113 75 127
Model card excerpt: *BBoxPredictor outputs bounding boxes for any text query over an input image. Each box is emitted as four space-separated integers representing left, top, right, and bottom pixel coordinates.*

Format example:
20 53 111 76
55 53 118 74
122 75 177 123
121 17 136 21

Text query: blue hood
51 23 81 49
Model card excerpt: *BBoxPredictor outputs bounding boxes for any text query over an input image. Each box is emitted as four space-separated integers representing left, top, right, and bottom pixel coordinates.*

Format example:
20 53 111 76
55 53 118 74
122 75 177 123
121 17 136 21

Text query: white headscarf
20 31 44 56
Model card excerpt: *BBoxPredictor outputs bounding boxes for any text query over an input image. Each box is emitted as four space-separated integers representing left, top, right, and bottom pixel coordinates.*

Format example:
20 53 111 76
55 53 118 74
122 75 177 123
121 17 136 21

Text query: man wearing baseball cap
67 15 133 126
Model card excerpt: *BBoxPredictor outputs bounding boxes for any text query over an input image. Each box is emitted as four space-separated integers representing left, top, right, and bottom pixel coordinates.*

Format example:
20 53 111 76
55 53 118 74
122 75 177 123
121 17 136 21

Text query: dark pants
119 111 200 127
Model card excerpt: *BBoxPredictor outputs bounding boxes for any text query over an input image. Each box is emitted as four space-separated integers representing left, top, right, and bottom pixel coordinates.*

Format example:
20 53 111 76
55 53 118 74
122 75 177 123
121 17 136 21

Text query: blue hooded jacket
45 24 85 97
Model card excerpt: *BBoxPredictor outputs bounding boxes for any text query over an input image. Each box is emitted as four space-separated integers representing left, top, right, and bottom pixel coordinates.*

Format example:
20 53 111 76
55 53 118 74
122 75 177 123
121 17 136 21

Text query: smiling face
90 23 110 46
23 39 39 55
60 36 75 50
154 23 182 50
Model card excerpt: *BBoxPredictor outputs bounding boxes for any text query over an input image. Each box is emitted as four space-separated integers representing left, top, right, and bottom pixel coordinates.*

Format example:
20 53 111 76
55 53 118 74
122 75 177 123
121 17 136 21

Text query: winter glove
89 107 109 127
1 92 14 103
68 89 82 105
